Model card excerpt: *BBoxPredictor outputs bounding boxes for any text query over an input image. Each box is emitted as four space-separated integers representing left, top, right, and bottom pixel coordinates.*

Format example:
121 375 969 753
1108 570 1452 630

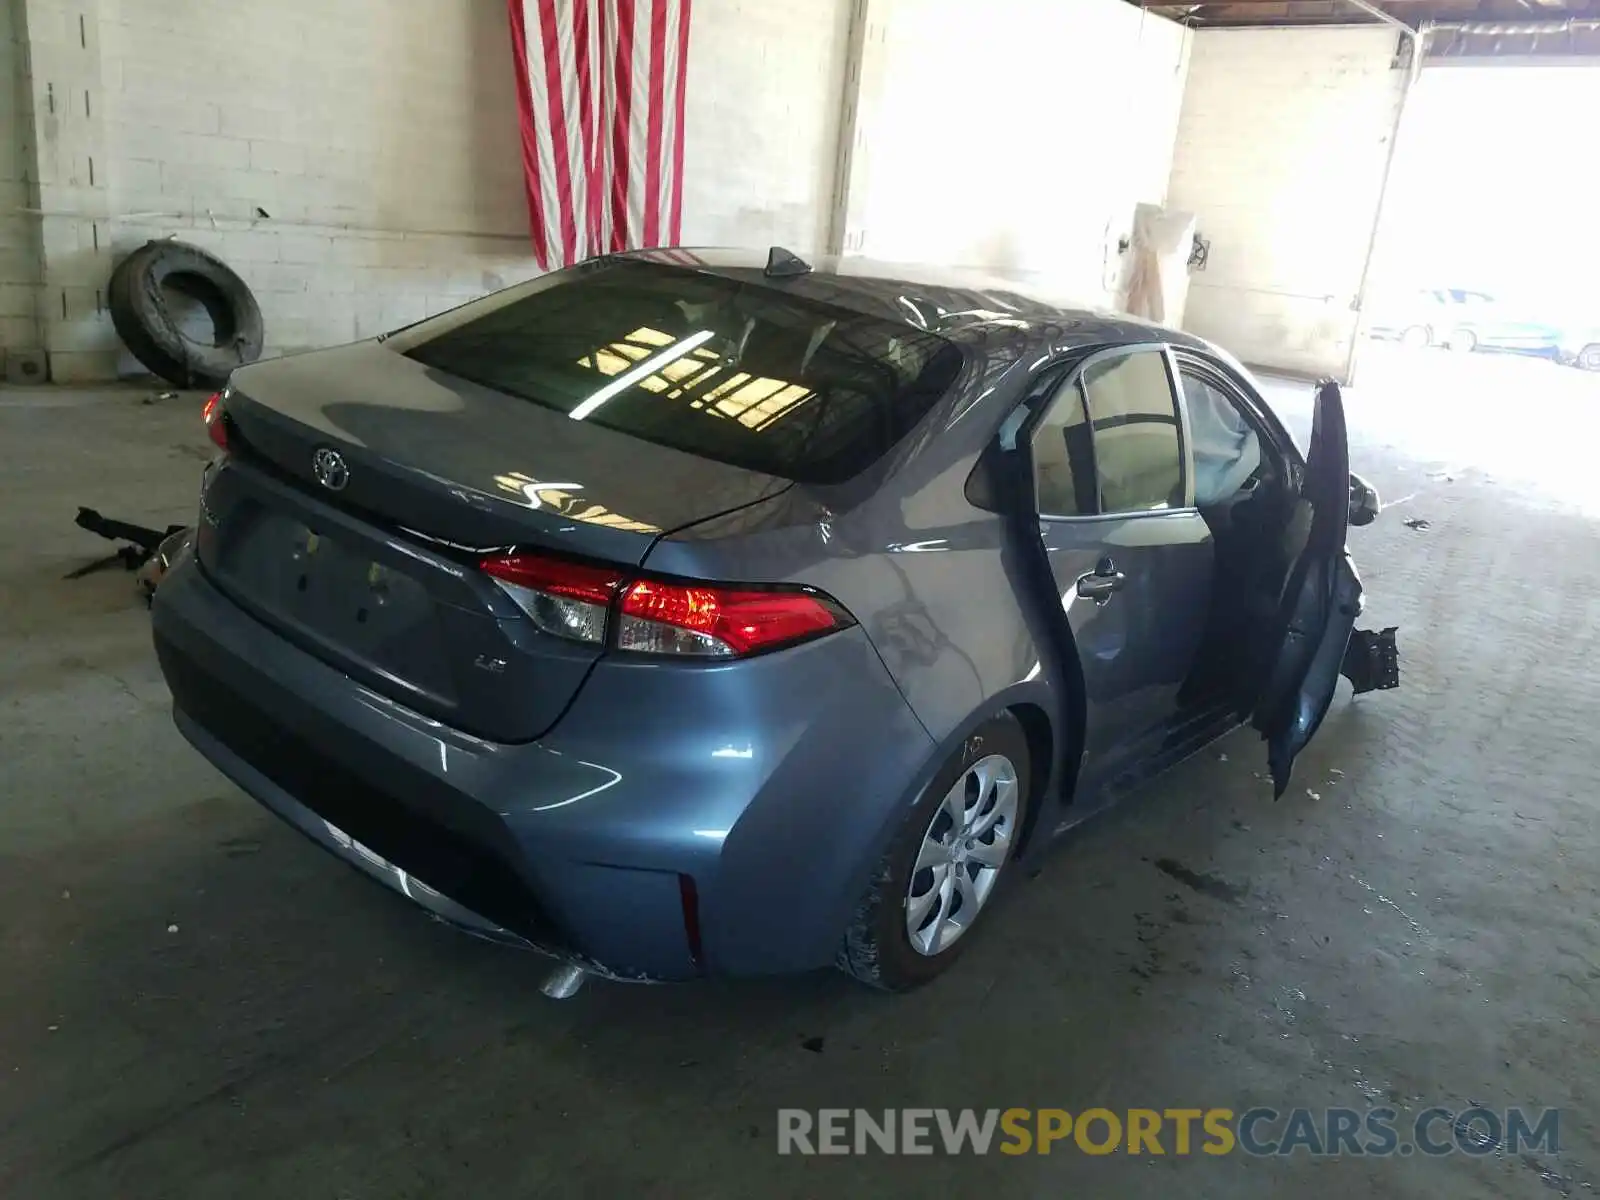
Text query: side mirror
1348 472 1380 527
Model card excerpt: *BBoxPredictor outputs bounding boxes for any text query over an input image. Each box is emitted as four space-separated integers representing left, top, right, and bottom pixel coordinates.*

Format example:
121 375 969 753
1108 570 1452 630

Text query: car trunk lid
223 340 789 564
199 341 789 742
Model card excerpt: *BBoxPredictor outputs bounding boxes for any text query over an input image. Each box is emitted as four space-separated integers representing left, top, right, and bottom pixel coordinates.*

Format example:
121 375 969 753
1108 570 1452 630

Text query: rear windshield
393 260 962 485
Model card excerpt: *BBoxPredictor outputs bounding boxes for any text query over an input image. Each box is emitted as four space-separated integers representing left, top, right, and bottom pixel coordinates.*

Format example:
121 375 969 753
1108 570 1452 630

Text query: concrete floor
2 345 1598 1197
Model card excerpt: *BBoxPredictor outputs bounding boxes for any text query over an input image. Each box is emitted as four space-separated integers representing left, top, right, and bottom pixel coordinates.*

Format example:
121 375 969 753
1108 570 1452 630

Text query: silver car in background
1369 287 1562 355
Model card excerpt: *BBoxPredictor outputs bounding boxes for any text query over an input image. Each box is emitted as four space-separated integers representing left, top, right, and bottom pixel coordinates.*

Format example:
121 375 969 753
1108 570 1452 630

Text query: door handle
1075 562 1126 604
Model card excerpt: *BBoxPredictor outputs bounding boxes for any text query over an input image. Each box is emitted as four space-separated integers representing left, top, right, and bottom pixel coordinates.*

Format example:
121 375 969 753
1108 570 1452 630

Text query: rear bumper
173 712 560 956
152 554 936 981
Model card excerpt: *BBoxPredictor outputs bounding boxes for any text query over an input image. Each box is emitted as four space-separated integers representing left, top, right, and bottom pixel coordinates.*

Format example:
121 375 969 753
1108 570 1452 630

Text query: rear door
1024 345 1213 793
1249 381 1378 794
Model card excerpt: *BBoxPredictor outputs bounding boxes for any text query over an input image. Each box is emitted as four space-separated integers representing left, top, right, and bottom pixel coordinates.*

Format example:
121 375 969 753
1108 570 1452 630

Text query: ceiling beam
1344 0 1419 29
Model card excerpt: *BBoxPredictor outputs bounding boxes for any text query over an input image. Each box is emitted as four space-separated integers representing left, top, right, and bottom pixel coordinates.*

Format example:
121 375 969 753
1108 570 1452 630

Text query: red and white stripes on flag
507 0 692 270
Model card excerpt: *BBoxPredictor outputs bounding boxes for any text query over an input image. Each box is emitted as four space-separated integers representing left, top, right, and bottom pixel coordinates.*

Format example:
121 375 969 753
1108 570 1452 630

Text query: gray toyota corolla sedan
151 247 1399 994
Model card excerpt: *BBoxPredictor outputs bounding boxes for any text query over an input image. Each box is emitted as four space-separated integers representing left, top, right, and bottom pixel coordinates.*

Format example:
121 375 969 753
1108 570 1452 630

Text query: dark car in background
151 249 1397 993
1369 287 1563 355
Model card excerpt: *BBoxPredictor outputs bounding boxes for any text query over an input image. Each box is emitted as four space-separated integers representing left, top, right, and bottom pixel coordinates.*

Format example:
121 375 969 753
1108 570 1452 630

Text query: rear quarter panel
642 337 1072 833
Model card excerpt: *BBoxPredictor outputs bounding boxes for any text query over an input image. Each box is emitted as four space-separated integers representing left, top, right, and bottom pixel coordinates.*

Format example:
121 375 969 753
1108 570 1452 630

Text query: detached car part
70 506 193 604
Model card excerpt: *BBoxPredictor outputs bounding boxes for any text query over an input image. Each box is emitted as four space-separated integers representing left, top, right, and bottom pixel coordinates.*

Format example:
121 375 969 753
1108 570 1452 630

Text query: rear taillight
479 552 623 645
477 550 852 658
202 391 229 452
617 579 848 657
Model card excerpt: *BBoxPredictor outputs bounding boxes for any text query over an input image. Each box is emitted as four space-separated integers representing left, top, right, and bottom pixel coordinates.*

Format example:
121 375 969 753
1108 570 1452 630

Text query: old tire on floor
108 240 265 389
1578 344 1600 372
837 712 1031 991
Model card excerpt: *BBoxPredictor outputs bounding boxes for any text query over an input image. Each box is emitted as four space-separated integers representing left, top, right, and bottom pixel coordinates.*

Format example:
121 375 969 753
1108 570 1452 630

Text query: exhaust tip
539 962 588 1000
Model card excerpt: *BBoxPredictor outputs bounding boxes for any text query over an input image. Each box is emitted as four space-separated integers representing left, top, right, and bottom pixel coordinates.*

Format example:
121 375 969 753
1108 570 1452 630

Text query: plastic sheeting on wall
1123 202 1197 327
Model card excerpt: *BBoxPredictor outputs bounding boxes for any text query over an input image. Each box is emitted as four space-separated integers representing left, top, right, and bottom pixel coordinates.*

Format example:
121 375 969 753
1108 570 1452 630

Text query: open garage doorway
1362 60 1600 377
1351 50 1600 513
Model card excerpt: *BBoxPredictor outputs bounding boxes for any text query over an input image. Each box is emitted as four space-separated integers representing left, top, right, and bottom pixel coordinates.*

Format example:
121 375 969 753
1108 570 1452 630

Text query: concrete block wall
1166 26 1406 380
0 0 41 360
0 0 856 380
845 0 1191 309
98 0 537 369
15 0 1405 387
18 0 118 380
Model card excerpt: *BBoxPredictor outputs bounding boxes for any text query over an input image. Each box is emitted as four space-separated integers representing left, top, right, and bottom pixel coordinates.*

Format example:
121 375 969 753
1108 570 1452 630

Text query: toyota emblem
313 448 349 491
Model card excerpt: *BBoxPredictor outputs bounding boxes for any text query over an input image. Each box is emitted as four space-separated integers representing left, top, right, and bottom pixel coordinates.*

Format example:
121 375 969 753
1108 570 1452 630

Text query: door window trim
1024 342 1197 523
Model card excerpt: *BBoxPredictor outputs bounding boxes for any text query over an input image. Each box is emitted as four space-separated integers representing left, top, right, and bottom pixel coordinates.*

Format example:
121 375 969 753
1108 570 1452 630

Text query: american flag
507 0 693 270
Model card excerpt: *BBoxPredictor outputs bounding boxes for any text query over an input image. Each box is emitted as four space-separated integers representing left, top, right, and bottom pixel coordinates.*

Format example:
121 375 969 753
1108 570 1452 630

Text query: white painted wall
1166 26 1405 379
847 0 1191 309
679 0 853 252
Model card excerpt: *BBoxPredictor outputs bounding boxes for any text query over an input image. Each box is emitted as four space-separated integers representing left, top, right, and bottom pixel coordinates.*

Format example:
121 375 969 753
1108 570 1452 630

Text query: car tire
1579 344 1600 372
837 712 1032 991
1401 325 1431 349
1447 328 1477 353
108 240 265 389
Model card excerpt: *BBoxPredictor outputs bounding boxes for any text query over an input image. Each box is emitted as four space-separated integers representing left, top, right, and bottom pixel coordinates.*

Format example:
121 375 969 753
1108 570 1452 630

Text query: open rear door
1252 381 1397 796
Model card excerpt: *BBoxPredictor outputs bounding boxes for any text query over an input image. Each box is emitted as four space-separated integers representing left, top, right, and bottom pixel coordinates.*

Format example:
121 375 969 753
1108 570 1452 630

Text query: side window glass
1081 351 1184 513
1181 371 1263 507
1031 378 1097 517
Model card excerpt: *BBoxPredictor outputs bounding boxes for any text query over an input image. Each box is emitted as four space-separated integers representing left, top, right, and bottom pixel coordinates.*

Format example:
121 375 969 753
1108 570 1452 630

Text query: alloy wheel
904 753 1019 956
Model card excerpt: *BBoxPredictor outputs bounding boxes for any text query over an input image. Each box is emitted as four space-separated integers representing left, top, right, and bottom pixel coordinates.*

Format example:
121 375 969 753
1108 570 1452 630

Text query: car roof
618 246 1214 355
